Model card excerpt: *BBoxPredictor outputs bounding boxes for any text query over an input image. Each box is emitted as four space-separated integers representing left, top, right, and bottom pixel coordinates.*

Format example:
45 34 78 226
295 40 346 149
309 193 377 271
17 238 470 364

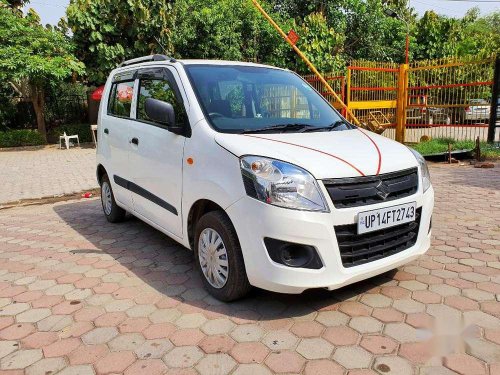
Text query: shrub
48 123 93 144
0 129 45 148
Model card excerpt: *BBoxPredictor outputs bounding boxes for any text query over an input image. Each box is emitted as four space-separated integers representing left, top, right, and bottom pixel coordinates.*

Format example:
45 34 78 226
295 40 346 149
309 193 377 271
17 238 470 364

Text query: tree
457 9 500 58
172 0 293 67
67 0 174 84
0 7 84 140
0 0 30 9
295 12 345 74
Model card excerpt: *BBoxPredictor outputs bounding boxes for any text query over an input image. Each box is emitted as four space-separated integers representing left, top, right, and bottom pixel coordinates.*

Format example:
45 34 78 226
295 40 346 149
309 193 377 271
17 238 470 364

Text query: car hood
215 129 418 179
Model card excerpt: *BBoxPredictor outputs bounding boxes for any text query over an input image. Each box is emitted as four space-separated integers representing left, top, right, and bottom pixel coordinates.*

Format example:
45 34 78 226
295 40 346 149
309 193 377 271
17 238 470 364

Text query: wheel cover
198 228 229 289
101 182 113 216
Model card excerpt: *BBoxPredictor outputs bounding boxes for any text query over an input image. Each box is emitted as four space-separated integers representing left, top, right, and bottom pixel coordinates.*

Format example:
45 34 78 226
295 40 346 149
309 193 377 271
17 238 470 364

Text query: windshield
184 65 354 134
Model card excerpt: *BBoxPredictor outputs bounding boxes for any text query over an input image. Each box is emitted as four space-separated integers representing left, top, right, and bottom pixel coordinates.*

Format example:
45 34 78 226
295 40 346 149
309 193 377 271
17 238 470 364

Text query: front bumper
226 185 434 294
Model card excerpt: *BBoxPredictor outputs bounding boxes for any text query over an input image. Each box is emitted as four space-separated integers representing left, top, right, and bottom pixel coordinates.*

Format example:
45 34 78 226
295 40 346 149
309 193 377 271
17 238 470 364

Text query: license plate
358 202 417 234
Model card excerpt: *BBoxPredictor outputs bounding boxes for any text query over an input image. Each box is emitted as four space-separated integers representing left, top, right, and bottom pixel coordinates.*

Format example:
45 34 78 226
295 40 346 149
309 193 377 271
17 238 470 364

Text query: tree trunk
31 85 47 143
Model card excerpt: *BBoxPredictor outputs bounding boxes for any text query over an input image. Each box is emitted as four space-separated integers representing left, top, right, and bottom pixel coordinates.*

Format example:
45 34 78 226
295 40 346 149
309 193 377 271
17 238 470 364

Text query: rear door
127 67 188 238
101 71 137 208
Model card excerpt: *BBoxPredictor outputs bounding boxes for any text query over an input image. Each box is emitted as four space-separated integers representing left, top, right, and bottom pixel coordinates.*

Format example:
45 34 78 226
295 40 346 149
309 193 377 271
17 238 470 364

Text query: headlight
409 148 431 192
240 156 329 212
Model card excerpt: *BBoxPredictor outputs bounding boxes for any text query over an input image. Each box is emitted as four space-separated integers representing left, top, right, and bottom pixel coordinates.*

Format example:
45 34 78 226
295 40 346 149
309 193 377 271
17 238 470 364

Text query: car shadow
53 199 400 321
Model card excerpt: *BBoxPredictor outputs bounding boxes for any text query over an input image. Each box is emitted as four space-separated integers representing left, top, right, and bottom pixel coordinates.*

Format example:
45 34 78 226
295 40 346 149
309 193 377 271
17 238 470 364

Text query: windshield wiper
301 120 348 132
240 123 316 134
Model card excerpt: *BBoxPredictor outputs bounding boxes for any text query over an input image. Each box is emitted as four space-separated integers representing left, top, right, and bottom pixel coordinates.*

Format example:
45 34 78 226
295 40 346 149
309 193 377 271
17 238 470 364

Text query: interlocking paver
304 360 344 375
0 147 97 205
196 353 237 374
43 338 80 358
1 349 43 370
108 332 145 351
199 335 236 354
333 346 372 369
232 363 272 375
296 337 333 359
82 327 118 345
125 359 167 375
95 351 136 374
26 357 66 375
57 364 95 375
169 328 205 346
265 351 305 373
0 341 18 359
0 162 498 374
262 330 298 350
373 356 413 375
68 344 109 365
135 339 173 359
349 316 383 333
443 353 486 375
231 324 264 343
201 318 235 335
360 335 398 354
163 346 203 368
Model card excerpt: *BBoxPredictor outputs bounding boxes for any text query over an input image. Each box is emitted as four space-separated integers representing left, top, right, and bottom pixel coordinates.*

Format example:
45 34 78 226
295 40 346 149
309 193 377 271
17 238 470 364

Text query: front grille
323 168 418 209
335 208 422 268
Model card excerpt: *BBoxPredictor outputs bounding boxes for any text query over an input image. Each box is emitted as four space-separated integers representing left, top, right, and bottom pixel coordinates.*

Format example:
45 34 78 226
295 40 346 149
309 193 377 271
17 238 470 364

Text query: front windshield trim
183 63 352 134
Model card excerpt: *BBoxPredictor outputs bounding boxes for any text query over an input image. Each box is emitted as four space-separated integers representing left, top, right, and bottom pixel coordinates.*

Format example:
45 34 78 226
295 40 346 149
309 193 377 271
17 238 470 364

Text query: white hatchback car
97 55 434 301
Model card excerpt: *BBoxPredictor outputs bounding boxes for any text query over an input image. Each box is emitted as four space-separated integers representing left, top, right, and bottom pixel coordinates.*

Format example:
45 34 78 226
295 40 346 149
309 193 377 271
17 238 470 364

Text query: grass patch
0 130 45 148
410 137 500 159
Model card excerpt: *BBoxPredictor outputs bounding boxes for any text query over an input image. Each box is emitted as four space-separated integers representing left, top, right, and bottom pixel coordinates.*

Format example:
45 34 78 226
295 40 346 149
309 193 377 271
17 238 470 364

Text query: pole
405 34 409 65
251 0 362 127
487 56 499 143
396 63 408 143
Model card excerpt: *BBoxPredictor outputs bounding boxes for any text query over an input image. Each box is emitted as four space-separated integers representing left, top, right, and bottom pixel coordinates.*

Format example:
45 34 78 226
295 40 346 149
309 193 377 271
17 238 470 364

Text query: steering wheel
209 112 225 118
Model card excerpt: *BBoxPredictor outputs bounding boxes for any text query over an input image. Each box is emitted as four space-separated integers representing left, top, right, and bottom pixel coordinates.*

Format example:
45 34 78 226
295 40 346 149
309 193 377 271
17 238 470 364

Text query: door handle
130 137 139 145
104 128 109 135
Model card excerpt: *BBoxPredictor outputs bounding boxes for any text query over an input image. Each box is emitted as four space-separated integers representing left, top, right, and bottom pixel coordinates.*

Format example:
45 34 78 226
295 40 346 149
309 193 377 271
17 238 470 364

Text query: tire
100 174 126 223
194 211 251 302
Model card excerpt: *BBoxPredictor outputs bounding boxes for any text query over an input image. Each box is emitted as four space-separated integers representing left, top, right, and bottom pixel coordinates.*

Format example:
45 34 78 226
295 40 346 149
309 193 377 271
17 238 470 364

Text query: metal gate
304 55 497 143
404 57 495 143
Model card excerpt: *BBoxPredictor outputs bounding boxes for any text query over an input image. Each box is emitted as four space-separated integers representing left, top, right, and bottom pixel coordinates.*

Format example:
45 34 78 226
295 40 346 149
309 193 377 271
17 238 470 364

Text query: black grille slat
324 168 418 209
335 208 422 268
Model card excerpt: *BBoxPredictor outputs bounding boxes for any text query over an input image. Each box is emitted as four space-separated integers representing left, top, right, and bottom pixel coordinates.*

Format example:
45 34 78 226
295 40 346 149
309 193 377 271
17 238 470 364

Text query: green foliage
172 0 293 68
295 13 345 73
0 82 16 130
414 8 500 60
47 123 93 144
0 129 45 148
0 7 84 87
67 0 173 84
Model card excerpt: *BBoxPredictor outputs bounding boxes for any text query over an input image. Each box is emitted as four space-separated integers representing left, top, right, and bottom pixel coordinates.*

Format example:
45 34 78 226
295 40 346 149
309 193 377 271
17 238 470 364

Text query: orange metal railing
304 56 496 143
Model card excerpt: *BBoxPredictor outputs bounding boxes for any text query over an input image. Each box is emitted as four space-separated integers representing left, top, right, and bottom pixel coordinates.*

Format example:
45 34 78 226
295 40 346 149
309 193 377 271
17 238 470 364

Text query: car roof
113 58 286 75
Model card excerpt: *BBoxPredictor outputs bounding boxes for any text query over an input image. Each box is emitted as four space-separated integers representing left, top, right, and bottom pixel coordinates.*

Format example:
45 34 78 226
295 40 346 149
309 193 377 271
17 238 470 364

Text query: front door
127 67 188 238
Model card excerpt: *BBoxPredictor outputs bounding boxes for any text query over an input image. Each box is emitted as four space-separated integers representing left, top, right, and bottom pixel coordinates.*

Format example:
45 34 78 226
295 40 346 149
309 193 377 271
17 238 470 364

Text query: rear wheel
100 174 126 223
194 211 251 301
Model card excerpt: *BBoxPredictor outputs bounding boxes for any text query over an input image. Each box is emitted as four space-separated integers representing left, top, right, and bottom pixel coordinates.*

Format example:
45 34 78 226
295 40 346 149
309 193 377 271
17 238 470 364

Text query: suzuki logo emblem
375 181 390 200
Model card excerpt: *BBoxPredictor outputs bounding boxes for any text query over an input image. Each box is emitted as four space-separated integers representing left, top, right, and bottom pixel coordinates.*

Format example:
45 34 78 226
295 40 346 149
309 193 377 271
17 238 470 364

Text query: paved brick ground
0 163 498 374
0 146 98 205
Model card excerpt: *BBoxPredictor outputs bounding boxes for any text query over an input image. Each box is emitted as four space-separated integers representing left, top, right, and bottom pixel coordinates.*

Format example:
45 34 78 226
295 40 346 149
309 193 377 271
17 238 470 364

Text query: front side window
137 79 186 126
184 65 352 133
108 81 135 118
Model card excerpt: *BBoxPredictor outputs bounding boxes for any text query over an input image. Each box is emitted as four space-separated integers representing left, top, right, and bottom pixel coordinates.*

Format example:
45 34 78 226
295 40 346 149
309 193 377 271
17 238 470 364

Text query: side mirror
144 98 183 134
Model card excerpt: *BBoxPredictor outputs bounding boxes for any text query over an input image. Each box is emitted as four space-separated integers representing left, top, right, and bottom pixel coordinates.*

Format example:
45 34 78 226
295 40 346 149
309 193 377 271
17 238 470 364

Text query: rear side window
108 81 135 118
137 79 187 126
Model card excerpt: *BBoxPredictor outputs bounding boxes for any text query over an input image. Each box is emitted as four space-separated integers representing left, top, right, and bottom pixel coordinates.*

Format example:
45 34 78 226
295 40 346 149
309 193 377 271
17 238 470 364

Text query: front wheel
100 174 126 223
194 211 251 301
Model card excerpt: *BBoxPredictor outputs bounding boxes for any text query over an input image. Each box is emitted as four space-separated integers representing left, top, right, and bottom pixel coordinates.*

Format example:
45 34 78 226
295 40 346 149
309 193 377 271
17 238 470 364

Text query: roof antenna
154 36 176 63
